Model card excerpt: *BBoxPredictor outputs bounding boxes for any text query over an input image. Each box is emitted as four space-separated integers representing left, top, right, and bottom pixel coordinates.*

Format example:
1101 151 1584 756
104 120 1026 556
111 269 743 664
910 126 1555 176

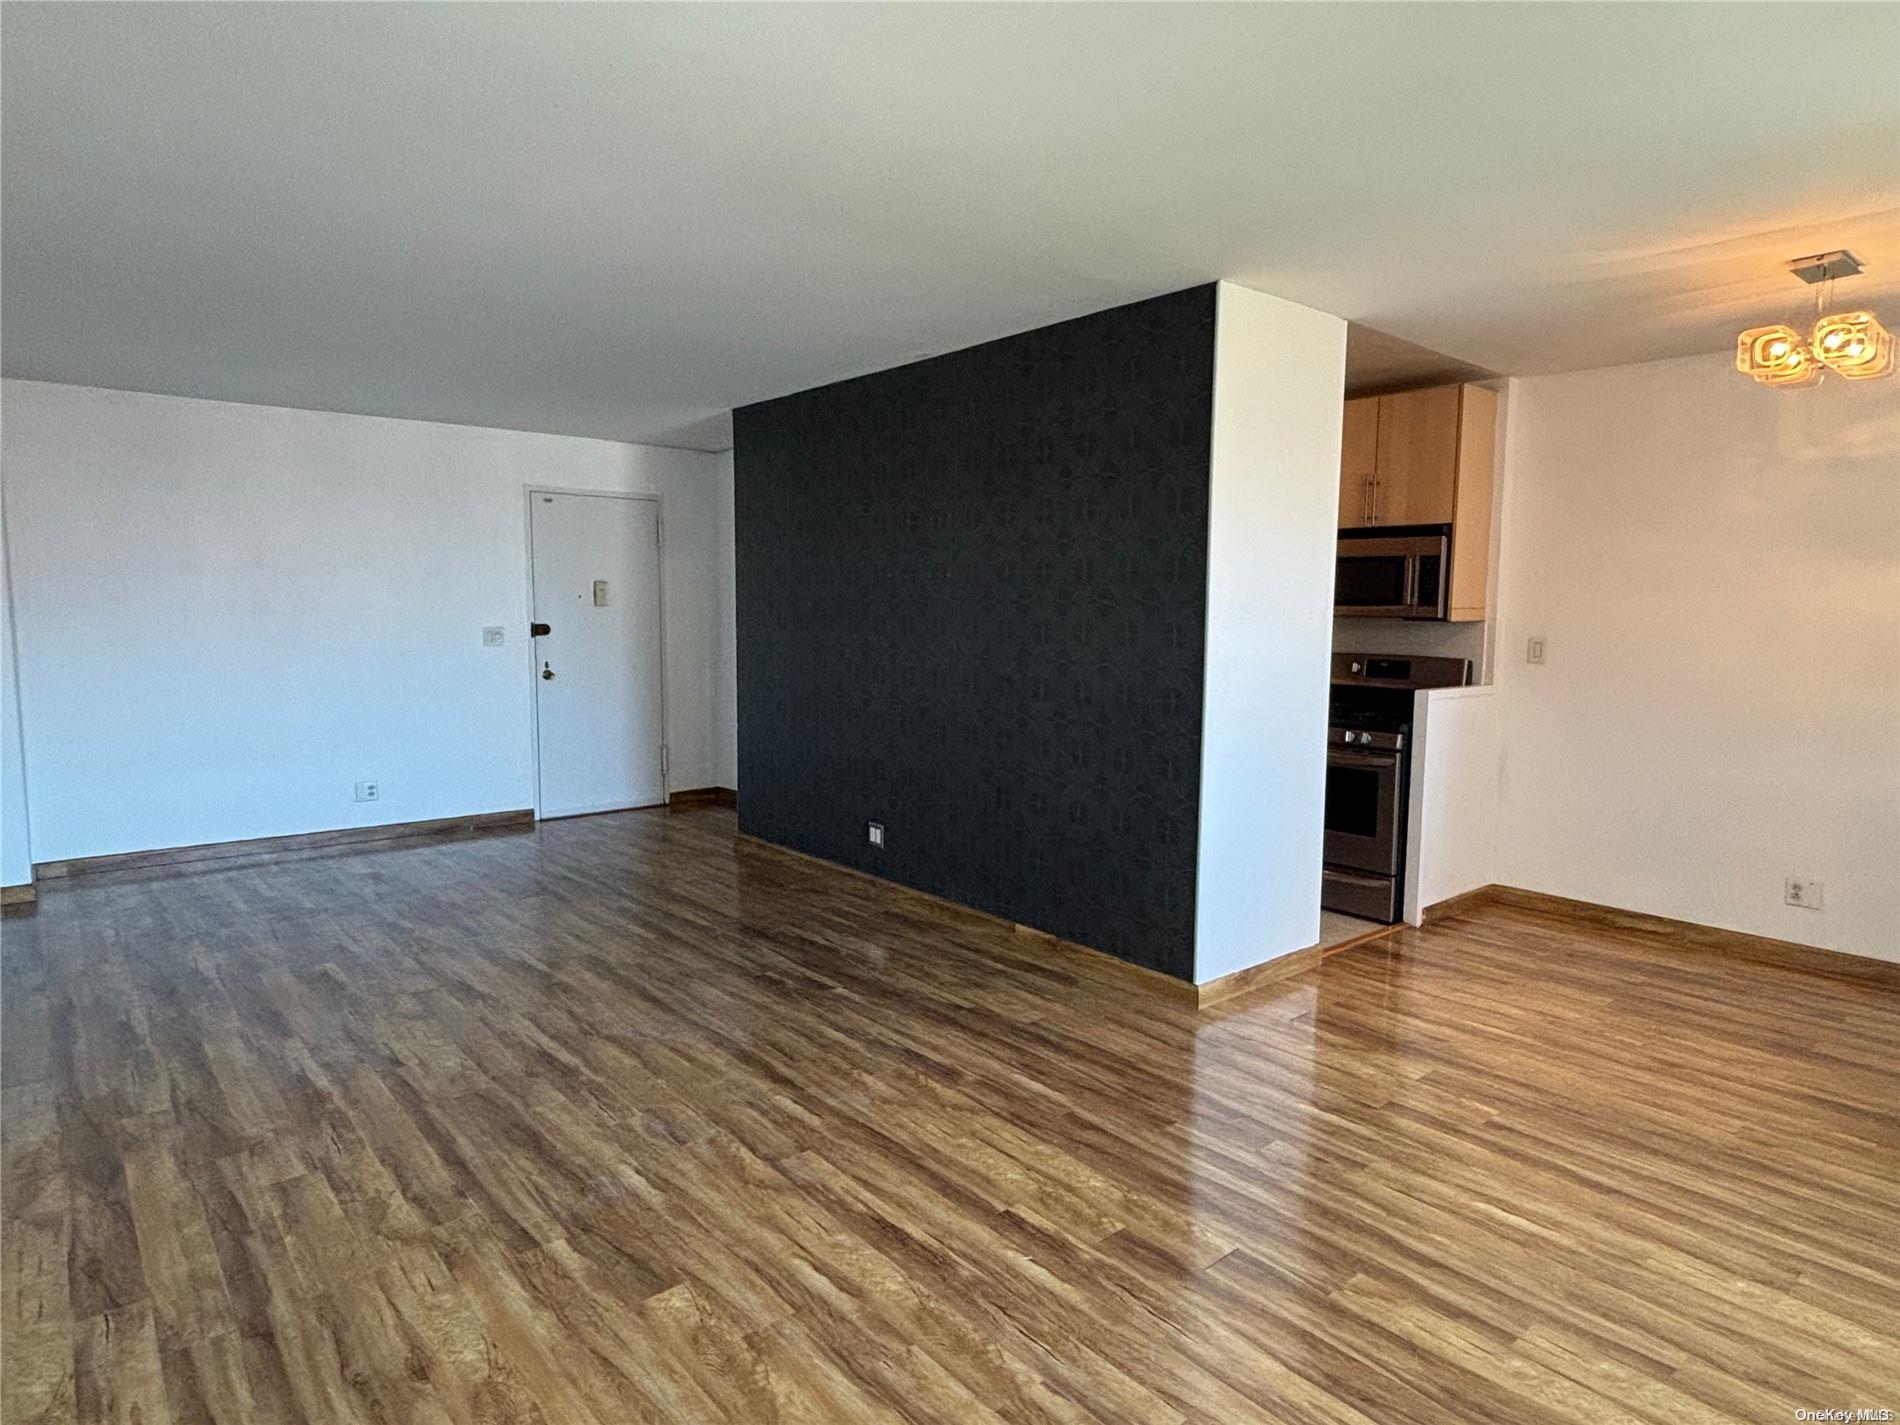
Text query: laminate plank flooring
3 807 1895 1423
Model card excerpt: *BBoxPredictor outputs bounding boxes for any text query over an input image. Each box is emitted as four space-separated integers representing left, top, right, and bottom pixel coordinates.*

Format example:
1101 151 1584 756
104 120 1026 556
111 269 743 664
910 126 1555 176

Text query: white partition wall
1403 685 1502 922
1192 283 1348 983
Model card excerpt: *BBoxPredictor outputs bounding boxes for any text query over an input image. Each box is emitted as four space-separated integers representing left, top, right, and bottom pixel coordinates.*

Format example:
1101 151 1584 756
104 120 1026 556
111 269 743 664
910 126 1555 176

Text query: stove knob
1342 731 1357 744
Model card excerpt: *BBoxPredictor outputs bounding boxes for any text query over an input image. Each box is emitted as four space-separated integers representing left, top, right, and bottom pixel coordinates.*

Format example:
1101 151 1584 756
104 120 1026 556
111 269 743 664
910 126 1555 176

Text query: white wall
1 380 729 863
1403 685 1500 921
0 502 33 887
1193 283 1348 983
711 449 738 789
1493 352 1900 962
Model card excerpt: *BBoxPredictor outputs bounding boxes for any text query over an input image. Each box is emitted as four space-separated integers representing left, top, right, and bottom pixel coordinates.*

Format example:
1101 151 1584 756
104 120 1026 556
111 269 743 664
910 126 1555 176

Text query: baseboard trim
1431 883 1896 985
734 832 1202 1003
733 832 1396 1009
1194 920 1402 1008
1 883 37 907
668 787 738 811
1194 945 1323 1008
1420 884 1501 925
33 809 537 882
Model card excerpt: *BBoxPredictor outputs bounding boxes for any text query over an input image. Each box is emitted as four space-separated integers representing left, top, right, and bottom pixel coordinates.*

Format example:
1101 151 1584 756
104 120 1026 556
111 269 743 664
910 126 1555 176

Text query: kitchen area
1319 360 1506 946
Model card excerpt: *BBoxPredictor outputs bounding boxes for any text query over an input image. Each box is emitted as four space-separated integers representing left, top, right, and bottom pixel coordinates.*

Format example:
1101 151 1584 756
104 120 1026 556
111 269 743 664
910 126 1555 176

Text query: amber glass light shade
1811 310 1895 380
1736 325 1821 386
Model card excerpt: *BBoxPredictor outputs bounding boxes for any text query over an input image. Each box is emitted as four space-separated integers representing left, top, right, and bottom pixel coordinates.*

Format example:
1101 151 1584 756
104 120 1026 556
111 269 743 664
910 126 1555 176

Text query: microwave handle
1401 552 1419 608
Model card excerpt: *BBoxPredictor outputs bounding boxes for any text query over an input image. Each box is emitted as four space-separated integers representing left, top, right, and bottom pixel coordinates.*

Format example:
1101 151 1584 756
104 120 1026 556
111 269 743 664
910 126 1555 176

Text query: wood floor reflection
3 807 1895 1423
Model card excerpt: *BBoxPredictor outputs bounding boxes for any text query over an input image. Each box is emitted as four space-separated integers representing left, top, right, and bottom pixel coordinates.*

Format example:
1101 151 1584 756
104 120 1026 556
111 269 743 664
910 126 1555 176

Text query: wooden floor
3 808 1896 1424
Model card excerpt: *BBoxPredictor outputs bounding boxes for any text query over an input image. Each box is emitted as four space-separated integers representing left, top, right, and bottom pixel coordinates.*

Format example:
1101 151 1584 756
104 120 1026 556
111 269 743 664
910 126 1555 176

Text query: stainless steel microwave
1335 527 1449 619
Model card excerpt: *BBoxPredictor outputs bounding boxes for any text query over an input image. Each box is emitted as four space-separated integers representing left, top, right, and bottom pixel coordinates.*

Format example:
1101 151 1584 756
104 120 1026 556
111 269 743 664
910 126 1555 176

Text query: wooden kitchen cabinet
1337 382 1498 621
1374 386 1461 524
1337 396 1379 527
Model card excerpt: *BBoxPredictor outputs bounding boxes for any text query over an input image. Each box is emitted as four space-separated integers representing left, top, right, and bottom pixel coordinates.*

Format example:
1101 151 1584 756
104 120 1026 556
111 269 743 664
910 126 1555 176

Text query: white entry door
530 491 666 817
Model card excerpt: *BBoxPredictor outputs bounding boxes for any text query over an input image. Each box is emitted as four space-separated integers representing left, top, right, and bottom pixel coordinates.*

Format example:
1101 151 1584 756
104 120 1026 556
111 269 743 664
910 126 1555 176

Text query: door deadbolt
541 662 555 680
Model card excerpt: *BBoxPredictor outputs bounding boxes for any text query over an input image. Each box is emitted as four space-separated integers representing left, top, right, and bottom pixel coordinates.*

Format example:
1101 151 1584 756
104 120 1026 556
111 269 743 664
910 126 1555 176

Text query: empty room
2 4 1896 1423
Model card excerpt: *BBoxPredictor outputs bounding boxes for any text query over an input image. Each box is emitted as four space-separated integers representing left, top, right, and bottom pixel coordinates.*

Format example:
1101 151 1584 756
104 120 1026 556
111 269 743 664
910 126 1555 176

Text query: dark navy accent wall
733 285 1215 978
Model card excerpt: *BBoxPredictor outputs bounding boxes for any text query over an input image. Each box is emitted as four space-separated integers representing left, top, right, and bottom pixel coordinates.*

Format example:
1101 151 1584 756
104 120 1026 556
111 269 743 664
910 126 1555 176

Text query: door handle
530 622 551 637
541 663 555 680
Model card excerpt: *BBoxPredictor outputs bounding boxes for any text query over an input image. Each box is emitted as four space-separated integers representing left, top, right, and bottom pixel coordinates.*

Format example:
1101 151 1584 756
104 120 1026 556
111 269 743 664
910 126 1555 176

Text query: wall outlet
482 626 505 647
1784 877 1823 909
1526 635 1547 665
867 822 885 849
354 781 380 803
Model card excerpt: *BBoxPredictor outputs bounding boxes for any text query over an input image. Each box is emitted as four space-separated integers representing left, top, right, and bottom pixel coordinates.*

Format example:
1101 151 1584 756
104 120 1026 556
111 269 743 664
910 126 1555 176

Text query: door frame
522 485 670 820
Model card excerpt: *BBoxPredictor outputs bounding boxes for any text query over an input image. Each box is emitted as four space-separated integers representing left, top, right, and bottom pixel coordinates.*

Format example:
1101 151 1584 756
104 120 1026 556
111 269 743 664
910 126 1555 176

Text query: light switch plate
867 822 885 849
1526 635 1547 665
482 626 505 646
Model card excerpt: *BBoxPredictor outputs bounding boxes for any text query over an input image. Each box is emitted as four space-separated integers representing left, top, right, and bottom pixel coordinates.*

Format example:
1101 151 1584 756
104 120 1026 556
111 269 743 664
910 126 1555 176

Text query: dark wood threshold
1322 919 1405 956
668 787 737 812
33 809 536 882
1426 883 1898 986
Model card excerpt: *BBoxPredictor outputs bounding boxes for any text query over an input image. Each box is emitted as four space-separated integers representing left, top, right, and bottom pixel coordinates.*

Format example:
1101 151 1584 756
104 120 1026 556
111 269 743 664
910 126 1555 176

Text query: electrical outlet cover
482 626 505 646
1784 877 1823 909
354 781 380 802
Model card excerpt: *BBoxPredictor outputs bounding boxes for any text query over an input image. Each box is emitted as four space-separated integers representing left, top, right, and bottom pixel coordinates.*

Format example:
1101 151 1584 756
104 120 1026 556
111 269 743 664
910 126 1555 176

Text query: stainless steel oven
1335 527 1449 620
1322 652 1469 924
1322 728 1405 920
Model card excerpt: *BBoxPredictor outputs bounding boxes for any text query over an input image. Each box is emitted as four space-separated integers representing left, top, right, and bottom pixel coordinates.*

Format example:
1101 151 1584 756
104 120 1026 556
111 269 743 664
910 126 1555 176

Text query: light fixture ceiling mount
1786 250 1864 285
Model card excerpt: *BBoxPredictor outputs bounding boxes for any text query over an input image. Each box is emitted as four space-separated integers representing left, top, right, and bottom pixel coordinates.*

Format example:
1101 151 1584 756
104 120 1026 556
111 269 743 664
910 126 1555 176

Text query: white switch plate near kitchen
1526 635 1547 665
1784 877 1823 909
867 821 885 848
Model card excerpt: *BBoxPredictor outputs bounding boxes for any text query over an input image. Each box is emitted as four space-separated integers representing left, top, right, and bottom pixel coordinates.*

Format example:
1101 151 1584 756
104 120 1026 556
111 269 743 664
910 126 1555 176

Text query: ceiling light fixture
1737 250 1894 387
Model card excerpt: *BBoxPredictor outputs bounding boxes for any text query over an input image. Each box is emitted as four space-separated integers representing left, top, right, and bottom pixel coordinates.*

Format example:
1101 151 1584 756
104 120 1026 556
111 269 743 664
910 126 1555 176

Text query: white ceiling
4 4 1896 451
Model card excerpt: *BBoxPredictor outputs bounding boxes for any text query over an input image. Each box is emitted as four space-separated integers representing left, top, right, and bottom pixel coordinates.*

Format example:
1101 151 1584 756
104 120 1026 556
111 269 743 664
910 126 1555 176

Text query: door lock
541 662 555 680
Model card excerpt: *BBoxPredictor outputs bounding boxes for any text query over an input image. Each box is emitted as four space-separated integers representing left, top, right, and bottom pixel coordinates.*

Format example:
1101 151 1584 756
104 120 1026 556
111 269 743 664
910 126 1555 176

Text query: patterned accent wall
734 285 1215 979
